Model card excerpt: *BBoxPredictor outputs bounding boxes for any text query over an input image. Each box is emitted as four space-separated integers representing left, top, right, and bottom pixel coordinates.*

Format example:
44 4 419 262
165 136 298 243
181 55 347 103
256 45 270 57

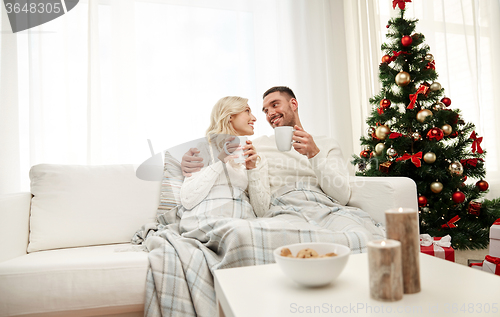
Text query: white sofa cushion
28 164 161 252
0 244 148 317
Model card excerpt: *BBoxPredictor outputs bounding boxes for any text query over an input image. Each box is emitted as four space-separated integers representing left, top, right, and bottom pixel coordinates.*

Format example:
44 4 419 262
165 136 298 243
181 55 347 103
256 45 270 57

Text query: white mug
274 126 295 151
223 136 248 164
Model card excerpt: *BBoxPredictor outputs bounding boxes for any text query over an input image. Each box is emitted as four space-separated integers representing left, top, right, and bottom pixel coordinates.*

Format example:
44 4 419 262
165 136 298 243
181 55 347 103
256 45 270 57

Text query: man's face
262 91 296 128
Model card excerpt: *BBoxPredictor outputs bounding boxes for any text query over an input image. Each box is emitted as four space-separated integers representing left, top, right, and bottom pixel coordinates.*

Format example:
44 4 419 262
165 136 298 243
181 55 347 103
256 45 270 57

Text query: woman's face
230 105 256 136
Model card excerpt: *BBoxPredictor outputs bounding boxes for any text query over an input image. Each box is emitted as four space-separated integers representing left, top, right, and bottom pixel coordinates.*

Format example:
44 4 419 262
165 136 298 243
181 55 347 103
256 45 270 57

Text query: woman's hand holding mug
243 140 258 170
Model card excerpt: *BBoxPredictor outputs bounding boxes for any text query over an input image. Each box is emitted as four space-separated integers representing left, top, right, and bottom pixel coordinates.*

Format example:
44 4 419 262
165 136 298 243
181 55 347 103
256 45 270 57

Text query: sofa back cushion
28 164 161 252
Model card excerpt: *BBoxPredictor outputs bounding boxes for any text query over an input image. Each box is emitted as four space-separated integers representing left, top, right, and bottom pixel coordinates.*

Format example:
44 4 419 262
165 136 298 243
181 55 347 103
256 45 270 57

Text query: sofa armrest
348 177 418 226
0 192 31 263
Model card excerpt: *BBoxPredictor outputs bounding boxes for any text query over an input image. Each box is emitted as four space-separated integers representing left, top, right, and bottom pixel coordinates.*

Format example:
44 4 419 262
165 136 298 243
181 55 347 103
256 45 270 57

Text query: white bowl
273 242 351 287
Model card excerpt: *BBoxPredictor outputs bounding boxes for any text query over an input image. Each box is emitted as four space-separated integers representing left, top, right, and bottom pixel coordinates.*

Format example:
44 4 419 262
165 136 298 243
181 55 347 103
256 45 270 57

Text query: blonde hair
205 96 248 156
206 96 248 137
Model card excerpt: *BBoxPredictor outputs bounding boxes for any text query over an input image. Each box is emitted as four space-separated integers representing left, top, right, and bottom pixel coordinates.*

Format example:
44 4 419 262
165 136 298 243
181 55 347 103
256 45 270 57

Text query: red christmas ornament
425 61 436 70
450 131 459 138
427 128 444 141
379 161 393 174
418 196 428 207
468 201 482 216
476 180 489 191
441 97 451 107
401 35 413 47
360 150 371 158
380 99 391 109
452 191 466 204
381 55 391 63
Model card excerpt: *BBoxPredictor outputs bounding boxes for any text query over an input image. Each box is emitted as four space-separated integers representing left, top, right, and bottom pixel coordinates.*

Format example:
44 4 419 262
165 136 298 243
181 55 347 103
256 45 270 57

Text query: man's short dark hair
263 86 296 100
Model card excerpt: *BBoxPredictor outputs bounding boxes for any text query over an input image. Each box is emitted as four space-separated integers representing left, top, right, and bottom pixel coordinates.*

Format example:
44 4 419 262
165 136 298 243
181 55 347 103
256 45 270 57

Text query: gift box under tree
490 218 500 257
420 234 454 262
469 262 483 271
482 255 500 276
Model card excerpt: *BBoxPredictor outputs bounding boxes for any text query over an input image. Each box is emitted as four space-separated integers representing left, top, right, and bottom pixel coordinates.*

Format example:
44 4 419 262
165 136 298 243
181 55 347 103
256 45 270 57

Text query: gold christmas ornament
395 71 411 86
442 124 452 136
425 53 434 61
375 125 390 140
423 152 436 164
433 102 445 111
387 147 397 158
416 109 433 123
430 82 442 91
375 143 386 156
430 181 443 193
449 161 464 176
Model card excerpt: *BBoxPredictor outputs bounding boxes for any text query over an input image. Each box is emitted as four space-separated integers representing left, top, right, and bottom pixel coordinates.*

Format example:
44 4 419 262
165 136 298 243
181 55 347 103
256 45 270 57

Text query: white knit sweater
180 141 270 217
251 134 351 206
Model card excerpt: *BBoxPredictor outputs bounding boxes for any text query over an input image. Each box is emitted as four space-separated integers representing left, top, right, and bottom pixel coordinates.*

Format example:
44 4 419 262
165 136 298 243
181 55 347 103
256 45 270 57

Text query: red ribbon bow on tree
441 215 460 228
389 132 404 139
460 158 484 168
393 0 412 10
485 255 500 265
408 83 430 109
470 131 484 154
390 51 410 62
396 152 423 167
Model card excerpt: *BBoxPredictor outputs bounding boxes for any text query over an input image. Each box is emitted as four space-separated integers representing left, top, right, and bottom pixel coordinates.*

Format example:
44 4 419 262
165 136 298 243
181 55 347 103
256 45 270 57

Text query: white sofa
0 164 417 317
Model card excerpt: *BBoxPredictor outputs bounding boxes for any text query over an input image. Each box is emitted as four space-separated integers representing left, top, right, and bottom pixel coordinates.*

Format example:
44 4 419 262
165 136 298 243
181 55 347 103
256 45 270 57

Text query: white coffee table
214 253 500 317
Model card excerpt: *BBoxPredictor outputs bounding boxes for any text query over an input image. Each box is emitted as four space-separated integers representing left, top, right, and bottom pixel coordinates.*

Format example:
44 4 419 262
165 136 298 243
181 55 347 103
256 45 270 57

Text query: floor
454 245 490 266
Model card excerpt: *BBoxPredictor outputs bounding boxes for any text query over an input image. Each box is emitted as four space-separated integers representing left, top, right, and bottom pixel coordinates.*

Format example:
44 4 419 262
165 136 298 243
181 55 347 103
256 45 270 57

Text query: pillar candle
385 208 421 294
367 239 403 301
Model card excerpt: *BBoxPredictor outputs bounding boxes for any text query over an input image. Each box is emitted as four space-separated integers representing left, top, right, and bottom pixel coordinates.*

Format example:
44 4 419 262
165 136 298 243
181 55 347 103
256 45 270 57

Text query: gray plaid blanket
133 184 384 317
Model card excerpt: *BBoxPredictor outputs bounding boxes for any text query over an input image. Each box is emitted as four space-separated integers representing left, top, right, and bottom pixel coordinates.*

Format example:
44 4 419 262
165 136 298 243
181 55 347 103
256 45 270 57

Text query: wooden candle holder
385 208 421 294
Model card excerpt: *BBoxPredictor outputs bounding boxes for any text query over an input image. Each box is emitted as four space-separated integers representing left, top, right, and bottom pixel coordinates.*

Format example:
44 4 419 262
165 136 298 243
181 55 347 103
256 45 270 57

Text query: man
182 86 351 206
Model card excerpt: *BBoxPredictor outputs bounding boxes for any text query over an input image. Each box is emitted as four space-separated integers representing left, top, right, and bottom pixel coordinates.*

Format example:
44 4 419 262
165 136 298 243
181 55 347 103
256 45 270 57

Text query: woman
179 96 270 243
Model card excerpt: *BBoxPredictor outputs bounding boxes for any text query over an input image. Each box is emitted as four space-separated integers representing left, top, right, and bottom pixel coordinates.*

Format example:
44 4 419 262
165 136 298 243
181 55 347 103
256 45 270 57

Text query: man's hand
181 148 204 177
292 125 320 159
217 136 239 163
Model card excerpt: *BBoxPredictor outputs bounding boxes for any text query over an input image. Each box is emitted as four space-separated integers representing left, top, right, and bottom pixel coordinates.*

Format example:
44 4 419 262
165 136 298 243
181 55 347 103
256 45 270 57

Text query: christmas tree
351 0 500 250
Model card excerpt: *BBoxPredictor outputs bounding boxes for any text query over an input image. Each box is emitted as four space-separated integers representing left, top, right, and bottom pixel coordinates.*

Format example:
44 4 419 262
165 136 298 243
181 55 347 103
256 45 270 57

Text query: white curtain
343 0 500 198
0 0 352 194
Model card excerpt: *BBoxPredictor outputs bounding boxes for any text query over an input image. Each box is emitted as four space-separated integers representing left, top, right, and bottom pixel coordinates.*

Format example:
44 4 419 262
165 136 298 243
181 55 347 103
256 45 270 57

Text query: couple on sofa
138 86 385 316
177 86 384 250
